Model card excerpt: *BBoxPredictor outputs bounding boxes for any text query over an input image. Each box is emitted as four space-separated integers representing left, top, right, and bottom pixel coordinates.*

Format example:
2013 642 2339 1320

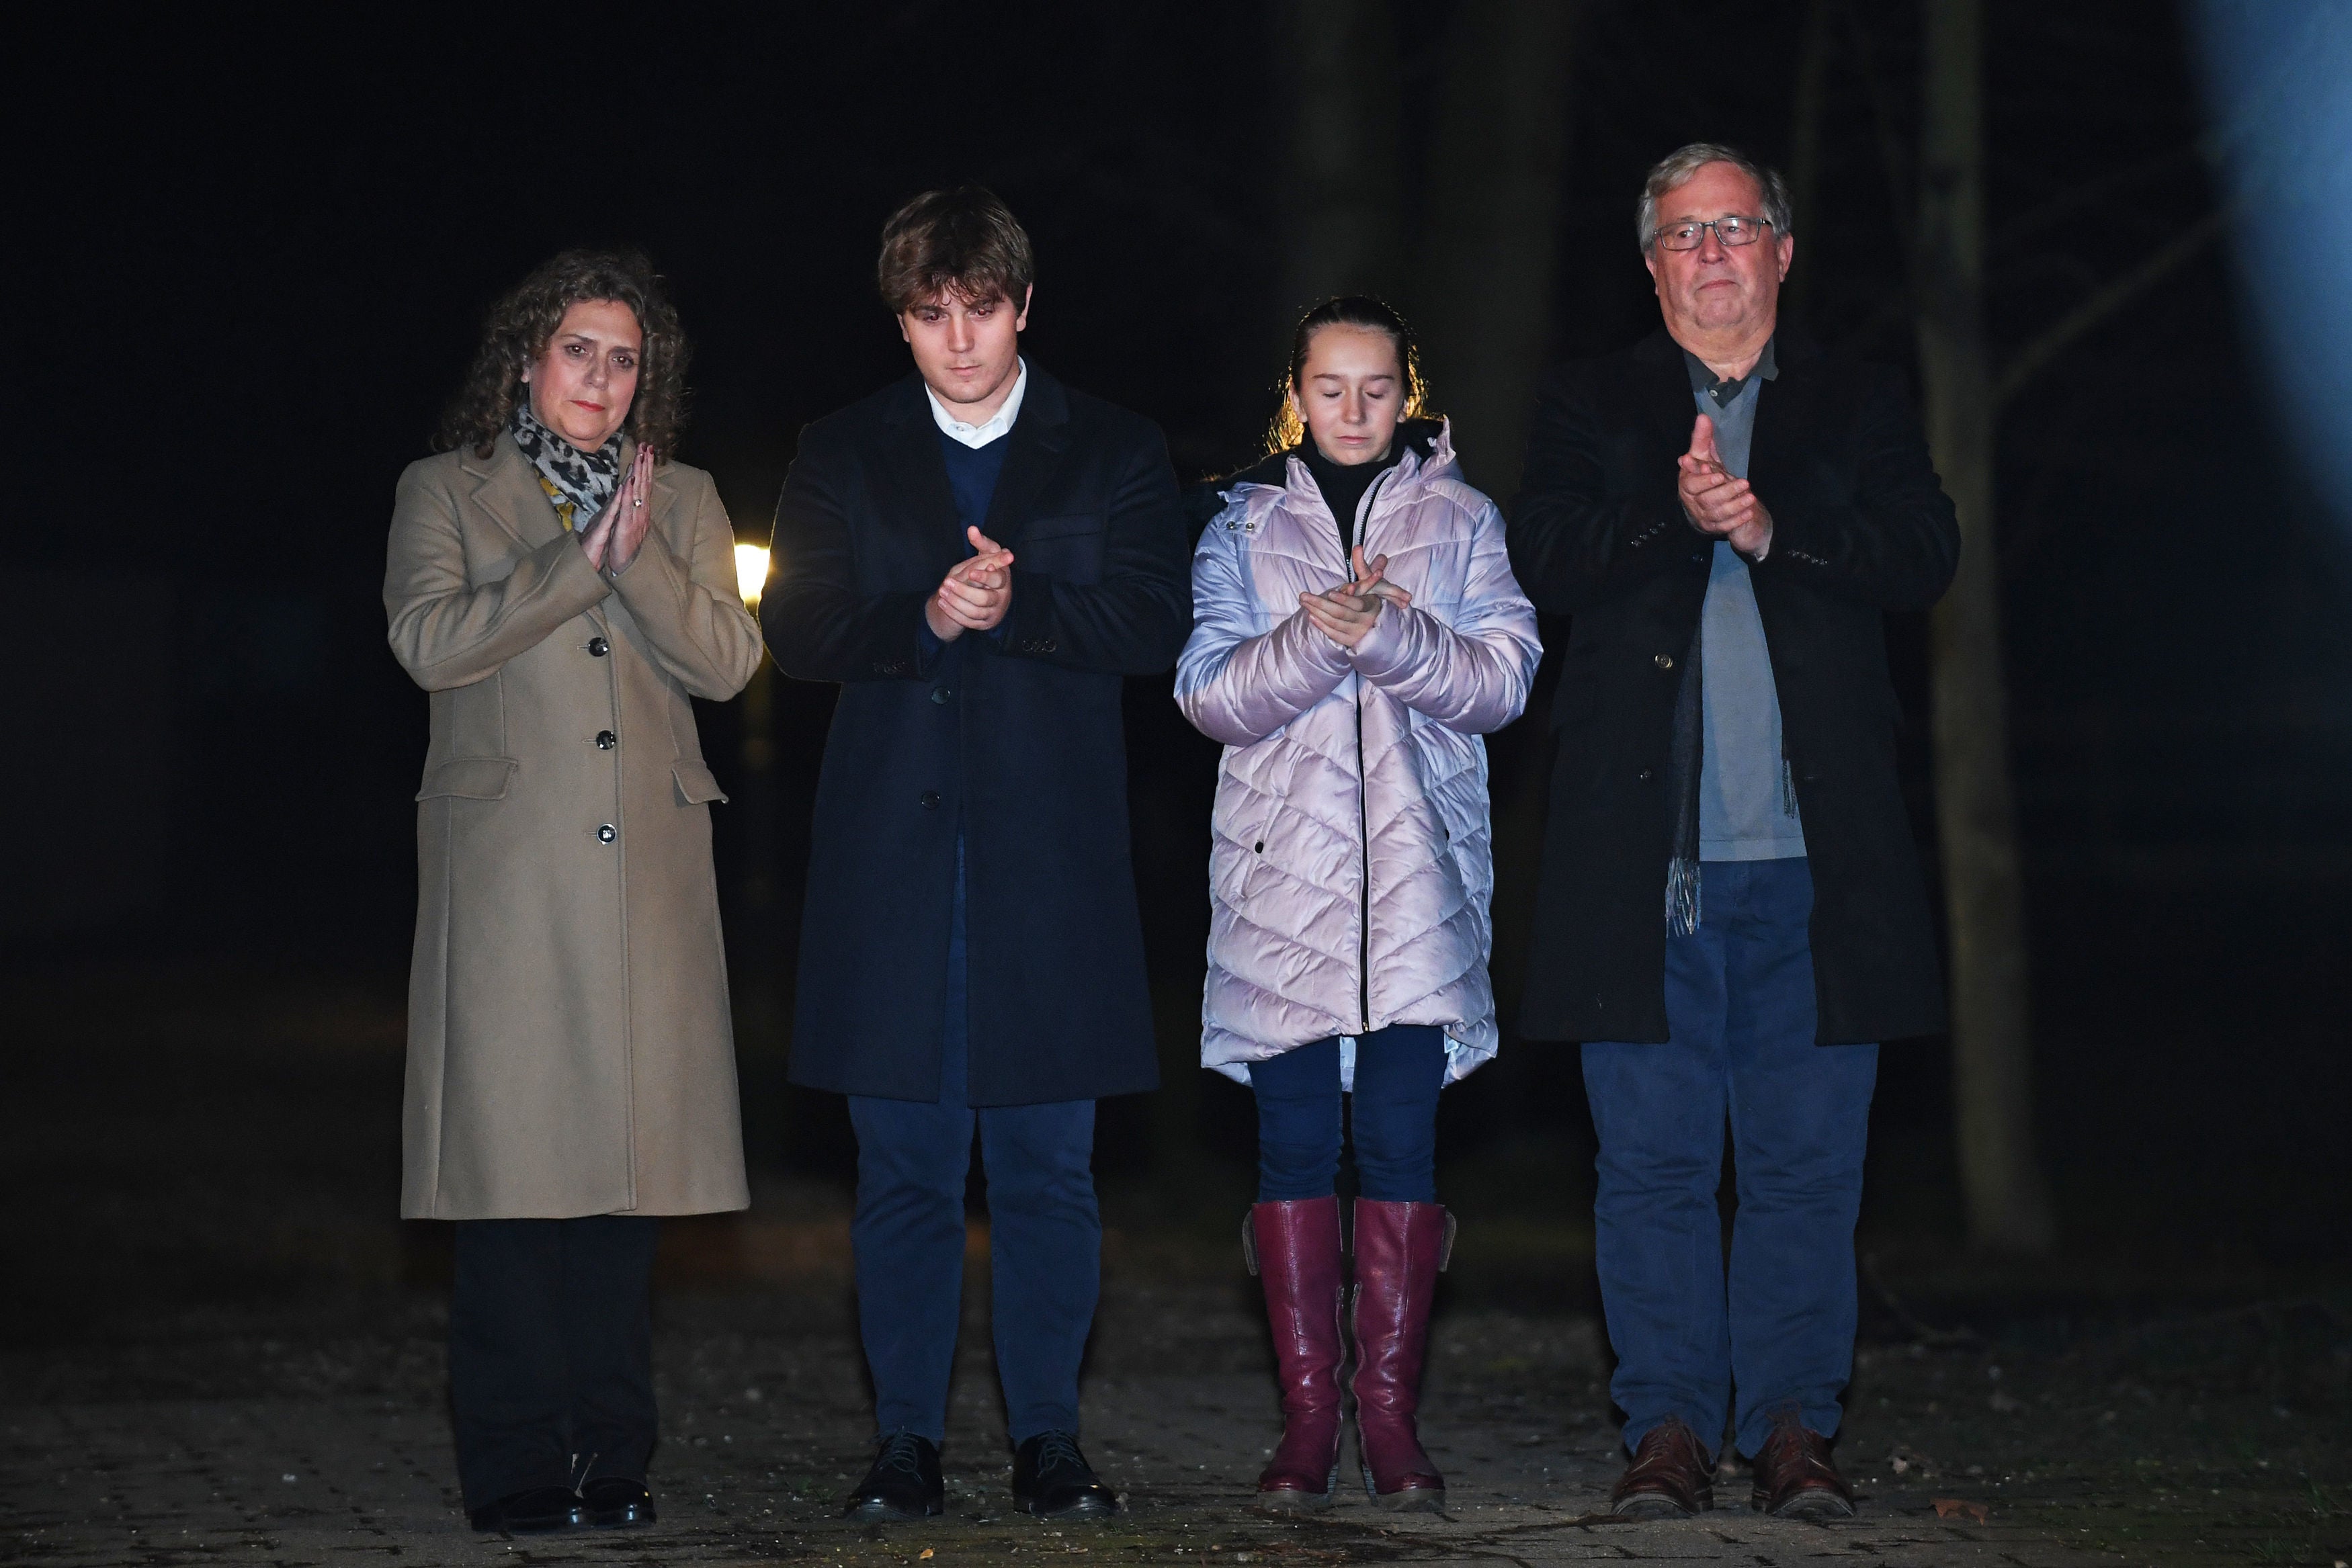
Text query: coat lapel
876 374 970 565
1747 331 1822 501
463 432 609 630
464 433 566 554
983 367 1073 549
1634 329 1701 467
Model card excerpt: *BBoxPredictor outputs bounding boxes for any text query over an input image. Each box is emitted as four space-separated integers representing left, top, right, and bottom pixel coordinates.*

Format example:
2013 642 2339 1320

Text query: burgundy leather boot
1244 1198 1346 1510
1349 1199 1452 1511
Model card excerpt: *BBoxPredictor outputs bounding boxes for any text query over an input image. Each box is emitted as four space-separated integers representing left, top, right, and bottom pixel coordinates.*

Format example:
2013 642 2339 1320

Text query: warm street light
734 543 770 607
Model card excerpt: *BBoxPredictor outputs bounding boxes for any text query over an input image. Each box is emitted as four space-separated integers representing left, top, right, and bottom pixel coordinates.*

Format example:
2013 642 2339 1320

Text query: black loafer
1012 1431 1118 1519
843 1432 945 1520
468 1485 582 1533
581 1476 657 1527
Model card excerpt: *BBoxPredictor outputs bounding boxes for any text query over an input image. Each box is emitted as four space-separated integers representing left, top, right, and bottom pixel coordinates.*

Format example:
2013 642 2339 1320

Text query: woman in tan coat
384 250 763 1535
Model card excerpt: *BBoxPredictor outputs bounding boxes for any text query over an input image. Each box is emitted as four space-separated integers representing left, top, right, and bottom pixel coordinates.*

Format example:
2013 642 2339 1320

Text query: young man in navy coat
761 187 1190 1522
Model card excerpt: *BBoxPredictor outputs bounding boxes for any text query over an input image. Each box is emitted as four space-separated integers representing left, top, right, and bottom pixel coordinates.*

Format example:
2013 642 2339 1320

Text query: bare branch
1988 146 2196 257
1994 208 2226 407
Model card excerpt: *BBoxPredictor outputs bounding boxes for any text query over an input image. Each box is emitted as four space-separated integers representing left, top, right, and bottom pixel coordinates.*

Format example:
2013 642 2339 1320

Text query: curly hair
1267 295 1432 454
435 249 690 460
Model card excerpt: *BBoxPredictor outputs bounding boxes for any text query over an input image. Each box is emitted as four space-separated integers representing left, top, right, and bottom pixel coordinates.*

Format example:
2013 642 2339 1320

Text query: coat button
919 791 941 811
930 687 952 704
1654 654 1675 670
595 730 617 750
1638 769 1654 782
588 637 610 657
597 824 617 842
1253 841 1265 854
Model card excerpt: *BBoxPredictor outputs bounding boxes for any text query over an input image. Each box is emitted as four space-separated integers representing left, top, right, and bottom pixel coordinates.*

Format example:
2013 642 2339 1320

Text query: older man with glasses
1508 144 1960 1519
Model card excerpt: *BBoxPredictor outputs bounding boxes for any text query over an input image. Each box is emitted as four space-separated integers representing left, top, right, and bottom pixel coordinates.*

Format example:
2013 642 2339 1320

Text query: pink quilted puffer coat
1176 422 1541 1084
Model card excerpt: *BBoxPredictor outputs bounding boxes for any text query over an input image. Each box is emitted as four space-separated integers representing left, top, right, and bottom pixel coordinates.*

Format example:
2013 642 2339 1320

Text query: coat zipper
1306 451 1401 1039
1348 471 1393 1038
1356 681 1370 1034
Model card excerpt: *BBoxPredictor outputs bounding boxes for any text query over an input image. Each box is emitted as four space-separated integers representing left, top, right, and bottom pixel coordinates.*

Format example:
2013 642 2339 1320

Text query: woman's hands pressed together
1300 544 1411 650
580 444 658 574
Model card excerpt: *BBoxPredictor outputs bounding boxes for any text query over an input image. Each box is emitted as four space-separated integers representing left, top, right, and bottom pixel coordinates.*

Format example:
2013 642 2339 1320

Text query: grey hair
1636 142 1795 252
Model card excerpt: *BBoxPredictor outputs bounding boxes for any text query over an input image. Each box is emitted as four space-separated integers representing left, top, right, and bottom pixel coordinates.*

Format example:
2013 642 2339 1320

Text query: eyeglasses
1651 215 1773 252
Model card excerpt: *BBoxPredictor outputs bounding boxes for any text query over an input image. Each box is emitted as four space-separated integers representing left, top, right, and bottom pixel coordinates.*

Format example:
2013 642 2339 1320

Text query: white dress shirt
925 359 1027 449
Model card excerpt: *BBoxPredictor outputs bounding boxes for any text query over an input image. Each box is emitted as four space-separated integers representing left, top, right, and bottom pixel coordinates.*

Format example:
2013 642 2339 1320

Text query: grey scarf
1664 624 1707 936
1663 616 1801 937
509 402 622 531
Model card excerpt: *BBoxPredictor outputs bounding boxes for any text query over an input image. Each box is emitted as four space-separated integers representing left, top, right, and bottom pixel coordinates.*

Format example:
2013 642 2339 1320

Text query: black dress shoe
1012 1431 1118 1519
580 1476 657 1527
843 1432 944 1520
468 1485 582 1533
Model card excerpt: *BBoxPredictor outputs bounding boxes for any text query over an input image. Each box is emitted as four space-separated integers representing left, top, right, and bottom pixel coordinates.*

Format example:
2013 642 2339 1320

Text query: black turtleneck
1299 434 1408 554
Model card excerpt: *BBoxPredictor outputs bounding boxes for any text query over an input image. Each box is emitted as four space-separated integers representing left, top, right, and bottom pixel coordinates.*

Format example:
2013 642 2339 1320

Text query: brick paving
9 1271 2304 1567
3 973 2343 1567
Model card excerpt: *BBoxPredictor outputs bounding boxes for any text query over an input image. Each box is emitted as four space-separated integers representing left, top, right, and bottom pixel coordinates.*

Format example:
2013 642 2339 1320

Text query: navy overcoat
761 366 1191 1104
1508 330 1960 1047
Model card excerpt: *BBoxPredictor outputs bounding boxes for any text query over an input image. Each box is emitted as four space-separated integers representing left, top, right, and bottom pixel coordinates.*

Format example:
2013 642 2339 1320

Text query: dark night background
8 0 2351 1328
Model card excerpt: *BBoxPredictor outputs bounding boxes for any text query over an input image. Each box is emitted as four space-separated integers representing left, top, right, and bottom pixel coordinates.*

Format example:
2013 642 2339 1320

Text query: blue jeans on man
1583 857 1877 1460
847 842 1100 1445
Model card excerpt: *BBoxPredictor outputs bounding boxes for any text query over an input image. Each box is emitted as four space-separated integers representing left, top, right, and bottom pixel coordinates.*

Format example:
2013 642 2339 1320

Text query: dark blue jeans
1583 858 1877 1461
847 840 1099 1446
1248 1026 1447 1202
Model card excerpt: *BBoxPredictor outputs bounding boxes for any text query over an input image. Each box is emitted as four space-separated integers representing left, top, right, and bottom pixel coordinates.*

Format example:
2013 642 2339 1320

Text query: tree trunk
1913 0 2056 1254
1277 0 1405 318
1405 0 1577 1021
1783 0 1835 329
1414 0 1578 499
1152 0 1410 1190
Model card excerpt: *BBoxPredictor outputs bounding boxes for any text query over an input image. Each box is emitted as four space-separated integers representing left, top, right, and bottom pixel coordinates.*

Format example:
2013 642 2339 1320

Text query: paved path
11 1275 2324 1567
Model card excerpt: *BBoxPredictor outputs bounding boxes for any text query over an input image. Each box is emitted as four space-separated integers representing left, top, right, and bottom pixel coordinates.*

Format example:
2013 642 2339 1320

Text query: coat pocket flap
417 756 519 801
1020 512 1103 541
672 758 728 805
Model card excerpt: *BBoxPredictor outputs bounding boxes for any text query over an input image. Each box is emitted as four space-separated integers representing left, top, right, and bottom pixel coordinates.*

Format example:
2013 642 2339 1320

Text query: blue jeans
1248 1026 1447 1202
1583 858 1877 1460
848 840 1100 1445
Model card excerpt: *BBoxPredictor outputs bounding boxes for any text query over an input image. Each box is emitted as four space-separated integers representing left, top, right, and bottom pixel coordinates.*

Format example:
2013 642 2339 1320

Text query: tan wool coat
385 432 763 1220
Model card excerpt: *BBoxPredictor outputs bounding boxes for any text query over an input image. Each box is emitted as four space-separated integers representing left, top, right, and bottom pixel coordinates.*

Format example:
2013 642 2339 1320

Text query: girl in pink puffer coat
1175 298 1540 1514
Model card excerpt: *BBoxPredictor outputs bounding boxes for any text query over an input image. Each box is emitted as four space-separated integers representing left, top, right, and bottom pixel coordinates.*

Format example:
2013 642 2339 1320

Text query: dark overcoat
1508 330 1960 1046
761 365 1191 1105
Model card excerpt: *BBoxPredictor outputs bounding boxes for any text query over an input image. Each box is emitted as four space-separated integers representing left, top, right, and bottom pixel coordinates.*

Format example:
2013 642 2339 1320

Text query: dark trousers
1582 858 1877 1460
1247 1025 1447 1202
847 840 1101 1446
448 1215 661 1508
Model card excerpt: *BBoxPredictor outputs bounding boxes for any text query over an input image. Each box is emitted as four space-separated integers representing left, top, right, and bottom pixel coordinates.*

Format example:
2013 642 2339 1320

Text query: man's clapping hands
1677 414 1773 559
925 525 1017 641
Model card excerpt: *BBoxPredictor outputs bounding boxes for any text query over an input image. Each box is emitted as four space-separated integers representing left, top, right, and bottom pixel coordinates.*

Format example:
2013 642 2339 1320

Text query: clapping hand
580 445 658 574
1300 545 1411 651
1676 415 1773 558
925 526 1017 642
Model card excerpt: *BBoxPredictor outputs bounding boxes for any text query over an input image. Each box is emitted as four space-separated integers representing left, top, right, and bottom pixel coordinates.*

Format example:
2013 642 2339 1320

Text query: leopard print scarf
509 402 623 532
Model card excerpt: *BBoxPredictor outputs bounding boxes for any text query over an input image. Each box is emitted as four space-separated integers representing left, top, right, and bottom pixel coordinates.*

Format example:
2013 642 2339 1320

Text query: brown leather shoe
1609 1415 1713 1517
1748 1413 1855 1519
